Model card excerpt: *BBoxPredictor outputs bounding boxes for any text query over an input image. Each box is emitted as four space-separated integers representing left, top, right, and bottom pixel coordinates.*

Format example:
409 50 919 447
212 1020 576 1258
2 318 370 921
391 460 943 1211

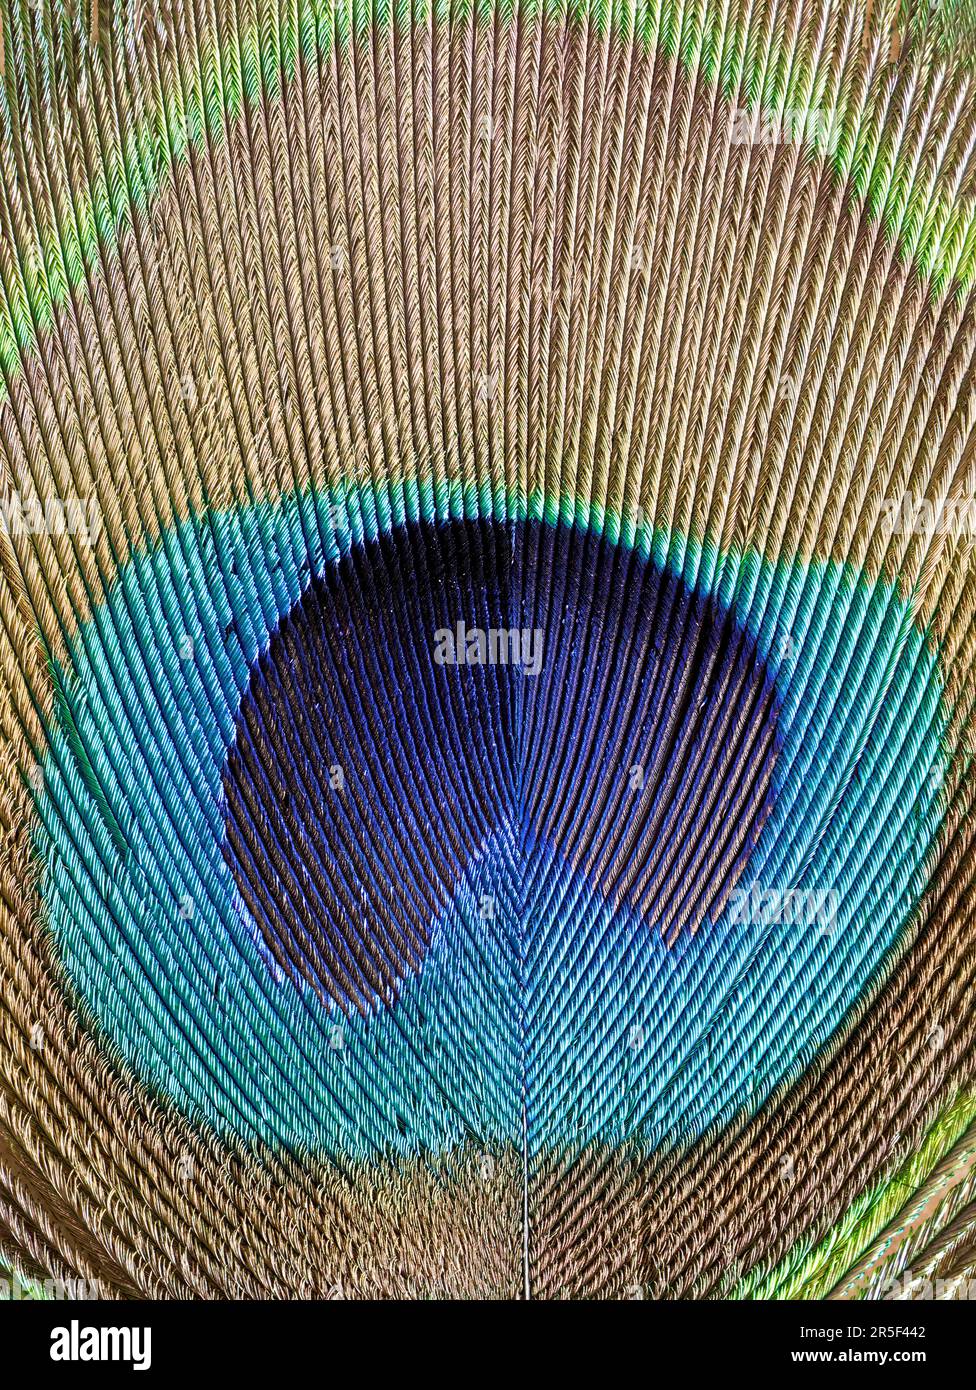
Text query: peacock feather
0 0 975 1299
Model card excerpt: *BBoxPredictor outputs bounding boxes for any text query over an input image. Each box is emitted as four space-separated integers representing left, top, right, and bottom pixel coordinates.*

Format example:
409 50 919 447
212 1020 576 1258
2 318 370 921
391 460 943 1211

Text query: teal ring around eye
32 482 947 1159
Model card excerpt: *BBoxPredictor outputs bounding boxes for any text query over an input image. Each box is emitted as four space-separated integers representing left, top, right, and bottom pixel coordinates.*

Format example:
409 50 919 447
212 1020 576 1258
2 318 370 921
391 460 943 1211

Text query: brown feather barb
0 0 974 1301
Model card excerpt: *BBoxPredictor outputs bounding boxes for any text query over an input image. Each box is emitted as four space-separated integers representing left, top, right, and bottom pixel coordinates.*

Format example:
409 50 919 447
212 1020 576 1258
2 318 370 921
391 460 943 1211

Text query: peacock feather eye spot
222 519 782 1014
2 0 973 1302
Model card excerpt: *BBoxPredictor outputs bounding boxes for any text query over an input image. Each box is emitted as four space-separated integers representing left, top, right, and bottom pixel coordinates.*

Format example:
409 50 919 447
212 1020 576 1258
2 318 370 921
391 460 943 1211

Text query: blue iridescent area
35 493 947 1158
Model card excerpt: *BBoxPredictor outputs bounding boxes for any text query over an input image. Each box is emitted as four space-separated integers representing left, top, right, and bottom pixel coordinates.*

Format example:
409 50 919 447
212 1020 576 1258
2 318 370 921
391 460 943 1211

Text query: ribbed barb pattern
0 0 974 1298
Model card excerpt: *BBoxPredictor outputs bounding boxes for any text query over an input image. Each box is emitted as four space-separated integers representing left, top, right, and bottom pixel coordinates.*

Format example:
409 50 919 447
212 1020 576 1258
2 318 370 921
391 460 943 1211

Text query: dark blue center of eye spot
221 518 781 1013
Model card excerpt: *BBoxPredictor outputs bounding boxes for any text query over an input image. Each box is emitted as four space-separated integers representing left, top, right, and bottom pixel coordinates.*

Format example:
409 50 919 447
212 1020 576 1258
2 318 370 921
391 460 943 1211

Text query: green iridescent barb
1 0 975 1301
1 0 976 388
